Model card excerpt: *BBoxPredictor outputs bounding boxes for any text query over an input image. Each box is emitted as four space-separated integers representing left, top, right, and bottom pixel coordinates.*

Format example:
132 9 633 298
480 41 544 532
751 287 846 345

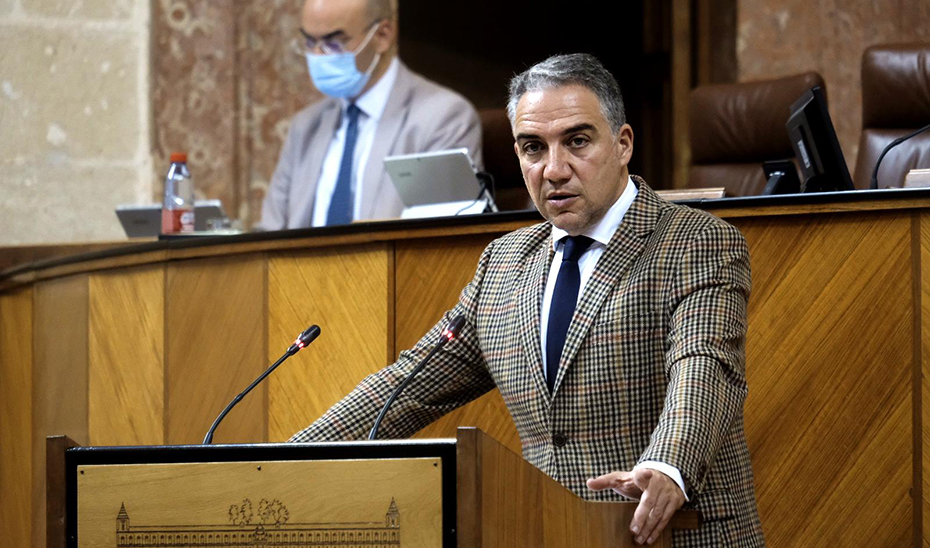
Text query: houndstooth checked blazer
291 178 766 547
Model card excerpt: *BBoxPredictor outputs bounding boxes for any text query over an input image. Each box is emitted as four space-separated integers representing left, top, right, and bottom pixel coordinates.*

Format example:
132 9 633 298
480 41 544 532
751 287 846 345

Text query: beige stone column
0 0 152 245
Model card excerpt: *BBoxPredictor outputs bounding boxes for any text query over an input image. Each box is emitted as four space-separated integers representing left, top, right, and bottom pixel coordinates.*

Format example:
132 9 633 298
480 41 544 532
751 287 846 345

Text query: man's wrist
635 461 689 501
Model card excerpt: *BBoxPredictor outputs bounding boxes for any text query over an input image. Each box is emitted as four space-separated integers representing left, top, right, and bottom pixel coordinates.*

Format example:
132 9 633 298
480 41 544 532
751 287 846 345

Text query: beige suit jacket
291 180 766 547
259 61 482 230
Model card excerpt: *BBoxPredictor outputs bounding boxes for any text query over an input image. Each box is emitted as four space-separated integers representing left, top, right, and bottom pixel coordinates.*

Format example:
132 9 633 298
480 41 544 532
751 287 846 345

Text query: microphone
203 325 321 444
870 121 930 189
368 316 466 440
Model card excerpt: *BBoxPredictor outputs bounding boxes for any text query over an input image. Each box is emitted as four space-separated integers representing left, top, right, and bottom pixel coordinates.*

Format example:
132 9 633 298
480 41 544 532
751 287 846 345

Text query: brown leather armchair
689 72 825 196
853 43 930 189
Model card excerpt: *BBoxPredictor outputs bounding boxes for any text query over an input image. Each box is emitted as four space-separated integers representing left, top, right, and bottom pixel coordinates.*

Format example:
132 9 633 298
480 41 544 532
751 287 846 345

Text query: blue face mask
306 25 381 99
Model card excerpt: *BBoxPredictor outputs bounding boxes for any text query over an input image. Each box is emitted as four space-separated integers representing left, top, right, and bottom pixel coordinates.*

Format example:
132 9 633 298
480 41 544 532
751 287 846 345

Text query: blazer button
552 433 567 448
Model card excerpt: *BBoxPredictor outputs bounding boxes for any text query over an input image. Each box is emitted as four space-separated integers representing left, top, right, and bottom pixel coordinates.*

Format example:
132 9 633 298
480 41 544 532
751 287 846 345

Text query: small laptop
384 148 490 218
115 200 229 238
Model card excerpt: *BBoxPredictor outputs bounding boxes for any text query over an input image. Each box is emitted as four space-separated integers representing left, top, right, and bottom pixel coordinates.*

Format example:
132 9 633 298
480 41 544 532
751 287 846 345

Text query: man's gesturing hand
586 467 685 545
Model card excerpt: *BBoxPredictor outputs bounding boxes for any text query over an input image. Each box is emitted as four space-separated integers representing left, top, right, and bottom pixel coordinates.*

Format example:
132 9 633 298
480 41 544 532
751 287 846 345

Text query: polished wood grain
88 265 165 446
45 435 79 548
920 211 930 544
8 199 930 546
0 241 138 273
165 255 266 444
712 195 930 219
76 457 442 548
33 275 89 548
5 195 930 293
0 288 33 548
456 428 695 547
394 236 522 454
735 211 913 547
267 244 392 441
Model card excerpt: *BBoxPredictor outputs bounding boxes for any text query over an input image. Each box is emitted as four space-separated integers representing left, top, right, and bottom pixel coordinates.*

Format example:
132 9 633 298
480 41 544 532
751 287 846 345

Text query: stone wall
737 0 930 176
0 0 151 245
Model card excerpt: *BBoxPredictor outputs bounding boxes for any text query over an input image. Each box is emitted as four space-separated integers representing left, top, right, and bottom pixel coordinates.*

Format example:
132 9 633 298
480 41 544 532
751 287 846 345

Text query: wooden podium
48 429 698 548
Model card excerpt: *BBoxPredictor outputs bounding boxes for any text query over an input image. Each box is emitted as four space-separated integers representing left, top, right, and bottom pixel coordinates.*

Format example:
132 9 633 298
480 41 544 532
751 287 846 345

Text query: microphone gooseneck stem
203 351 291 445
368 316 465 441
871 122 930 189
368 340 447 441
203 324 320 445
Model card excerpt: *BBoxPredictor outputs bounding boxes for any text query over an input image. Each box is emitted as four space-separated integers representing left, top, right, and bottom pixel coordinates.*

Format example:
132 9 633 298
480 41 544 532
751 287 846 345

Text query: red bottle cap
169 152 187 163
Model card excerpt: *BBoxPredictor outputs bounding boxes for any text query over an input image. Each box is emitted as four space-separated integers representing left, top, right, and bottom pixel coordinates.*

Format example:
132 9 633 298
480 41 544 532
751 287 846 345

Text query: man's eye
522 142 541 154
569 136 589 147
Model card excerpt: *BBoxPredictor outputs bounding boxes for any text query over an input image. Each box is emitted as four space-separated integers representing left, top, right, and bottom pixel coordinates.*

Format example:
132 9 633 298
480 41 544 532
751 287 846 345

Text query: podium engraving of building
115 498 401 547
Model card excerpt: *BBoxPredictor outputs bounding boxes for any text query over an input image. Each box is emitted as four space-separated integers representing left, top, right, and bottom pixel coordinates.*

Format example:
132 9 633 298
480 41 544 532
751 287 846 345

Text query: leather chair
853 43 930 189
689 72 825 196
479 108 532 210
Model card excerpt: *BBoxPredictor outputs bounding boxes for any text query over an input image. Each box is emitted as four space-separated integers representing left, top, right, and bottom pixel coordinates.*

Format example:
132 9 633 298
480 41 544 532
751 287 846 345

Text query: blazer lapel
294 101 341 227
552 179 663 394
358 63 413 219
518 234 555 400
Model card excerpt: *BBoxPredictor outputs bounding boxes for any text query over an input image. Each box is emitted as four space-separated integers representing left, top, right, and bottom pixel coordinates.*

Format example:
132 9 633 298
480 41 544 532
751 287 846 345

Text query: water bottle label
162 208 195 234
180 210 195 232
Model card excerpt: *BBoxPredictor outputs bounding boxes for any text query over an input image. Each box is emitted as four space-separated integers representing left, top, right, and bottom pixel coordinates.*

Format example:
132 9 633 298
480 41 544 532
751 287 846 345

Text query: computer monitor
785 86 855 192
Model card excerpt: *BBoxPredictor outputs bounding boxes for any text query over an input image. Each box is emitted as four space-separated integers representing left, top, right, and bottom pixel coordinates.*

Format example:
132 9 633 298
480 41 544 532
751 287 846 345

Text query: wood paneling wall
3 202 930 547
267 244 393 442
394 235 522 453
165 255 267 444
0 288 33 548
32 275 89 548
88 265 165 447
736 211 914 546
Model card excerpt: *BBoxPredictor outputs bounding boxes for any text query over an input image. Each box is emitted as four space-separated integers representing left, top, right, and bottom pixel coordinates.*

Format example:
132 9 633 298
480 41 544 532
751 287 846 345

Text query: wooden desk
3 188 930 547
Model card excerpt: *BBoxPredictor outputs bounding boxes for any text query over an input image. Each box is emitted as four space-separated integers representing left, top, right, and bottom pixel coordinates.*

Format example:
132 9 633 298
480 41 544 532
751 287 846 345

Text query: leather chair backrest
689 72 825 196
853 43 930 189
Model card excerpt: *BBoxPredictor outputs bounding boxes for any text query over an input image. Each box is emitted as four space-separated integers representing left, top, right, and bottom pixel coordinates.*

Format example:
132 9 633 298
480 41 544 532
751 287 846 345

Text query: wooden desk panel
920 213 930 544
267 244 392 442
0 288 33 548
3 199 930 547
393 235 522 454
165 255 266 445
735 211 914 546
33 275 89 548
88 265 165 447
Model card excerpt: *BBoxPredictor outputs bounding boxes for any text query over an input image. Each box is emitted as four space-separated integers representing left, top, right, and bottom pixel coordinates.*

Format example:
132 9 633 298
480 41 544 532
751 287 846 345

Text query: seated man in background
259 0 482 230
290 53 765 547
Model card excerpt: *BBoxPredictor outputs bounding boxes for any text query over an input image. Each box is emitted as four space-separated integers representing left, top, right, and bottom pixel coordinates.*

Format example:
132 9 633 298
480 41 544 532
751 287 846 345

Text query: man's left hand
586 467 685 545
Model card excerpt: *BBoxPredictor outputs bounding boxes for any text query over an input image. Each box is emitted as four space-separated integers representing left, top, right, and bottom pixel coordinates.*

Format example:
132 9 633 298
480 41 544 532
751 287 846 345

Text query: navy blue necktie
546 235 594 393
326 103 362 226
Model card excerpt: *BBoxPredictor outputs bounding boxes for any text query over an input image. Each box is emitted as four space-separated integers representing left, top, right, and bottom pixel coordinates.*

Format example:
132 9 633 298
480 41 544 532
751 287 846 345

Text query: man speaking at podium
291 54 765 547
258 0 482 230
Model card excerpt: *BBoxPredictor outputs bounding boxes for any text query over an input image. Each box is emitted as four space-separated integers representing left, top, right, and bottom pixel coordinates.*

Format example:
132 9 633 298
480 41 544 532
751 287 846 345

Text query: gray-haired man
292 53 766 547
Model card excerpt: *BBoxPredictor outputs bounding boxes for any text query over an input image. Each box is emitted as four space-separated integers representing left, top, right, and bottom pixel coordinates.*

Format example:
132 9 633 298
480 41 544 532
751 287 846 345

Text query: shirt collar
551 176 639 250
342 56 399 121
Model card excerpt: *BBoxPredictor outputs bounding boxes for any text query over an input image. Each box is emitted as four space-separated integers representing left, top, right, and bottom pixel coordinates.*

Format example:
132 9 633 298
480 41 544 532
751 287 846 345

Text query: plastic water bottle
161 152 195 234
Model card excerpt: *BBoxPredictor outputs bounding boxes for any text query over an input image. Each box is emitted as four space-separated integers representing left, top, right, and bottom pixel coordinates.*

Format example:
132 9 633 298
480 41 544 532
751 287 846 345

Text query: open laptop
115 200 230 237
383 148 494 218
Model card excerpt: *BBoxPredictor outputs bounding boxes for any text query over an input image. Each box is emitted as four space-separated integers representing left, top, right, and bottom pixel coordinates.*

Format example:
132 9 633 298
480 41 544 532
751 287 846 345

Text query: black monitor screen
786 86 854 192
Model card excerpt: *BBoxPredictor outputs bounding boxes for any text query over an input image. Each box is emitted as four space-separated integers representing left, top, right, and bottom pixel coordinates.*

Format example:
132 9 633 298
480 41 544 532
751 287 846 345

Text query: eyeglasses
296 19 382 56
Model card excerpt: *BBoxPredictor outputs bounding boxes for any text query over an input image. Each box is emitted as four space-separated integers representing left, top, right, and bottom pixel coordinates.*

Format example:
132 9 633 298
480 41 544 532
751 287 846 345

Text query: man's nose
543 146 572 183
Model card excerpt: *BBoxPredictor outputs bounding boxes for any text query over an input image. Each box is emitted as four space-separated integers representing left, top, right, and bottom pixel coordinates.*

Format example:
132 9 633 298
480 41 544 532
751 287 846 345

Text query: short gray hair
507 53 626 133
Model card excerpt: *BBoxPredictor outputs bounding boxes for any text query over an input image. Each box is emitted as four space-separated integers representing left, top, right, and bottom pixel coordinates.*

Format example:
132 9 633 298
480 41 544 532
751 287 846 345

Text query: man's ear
372 19 395 54
616 124 634 164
